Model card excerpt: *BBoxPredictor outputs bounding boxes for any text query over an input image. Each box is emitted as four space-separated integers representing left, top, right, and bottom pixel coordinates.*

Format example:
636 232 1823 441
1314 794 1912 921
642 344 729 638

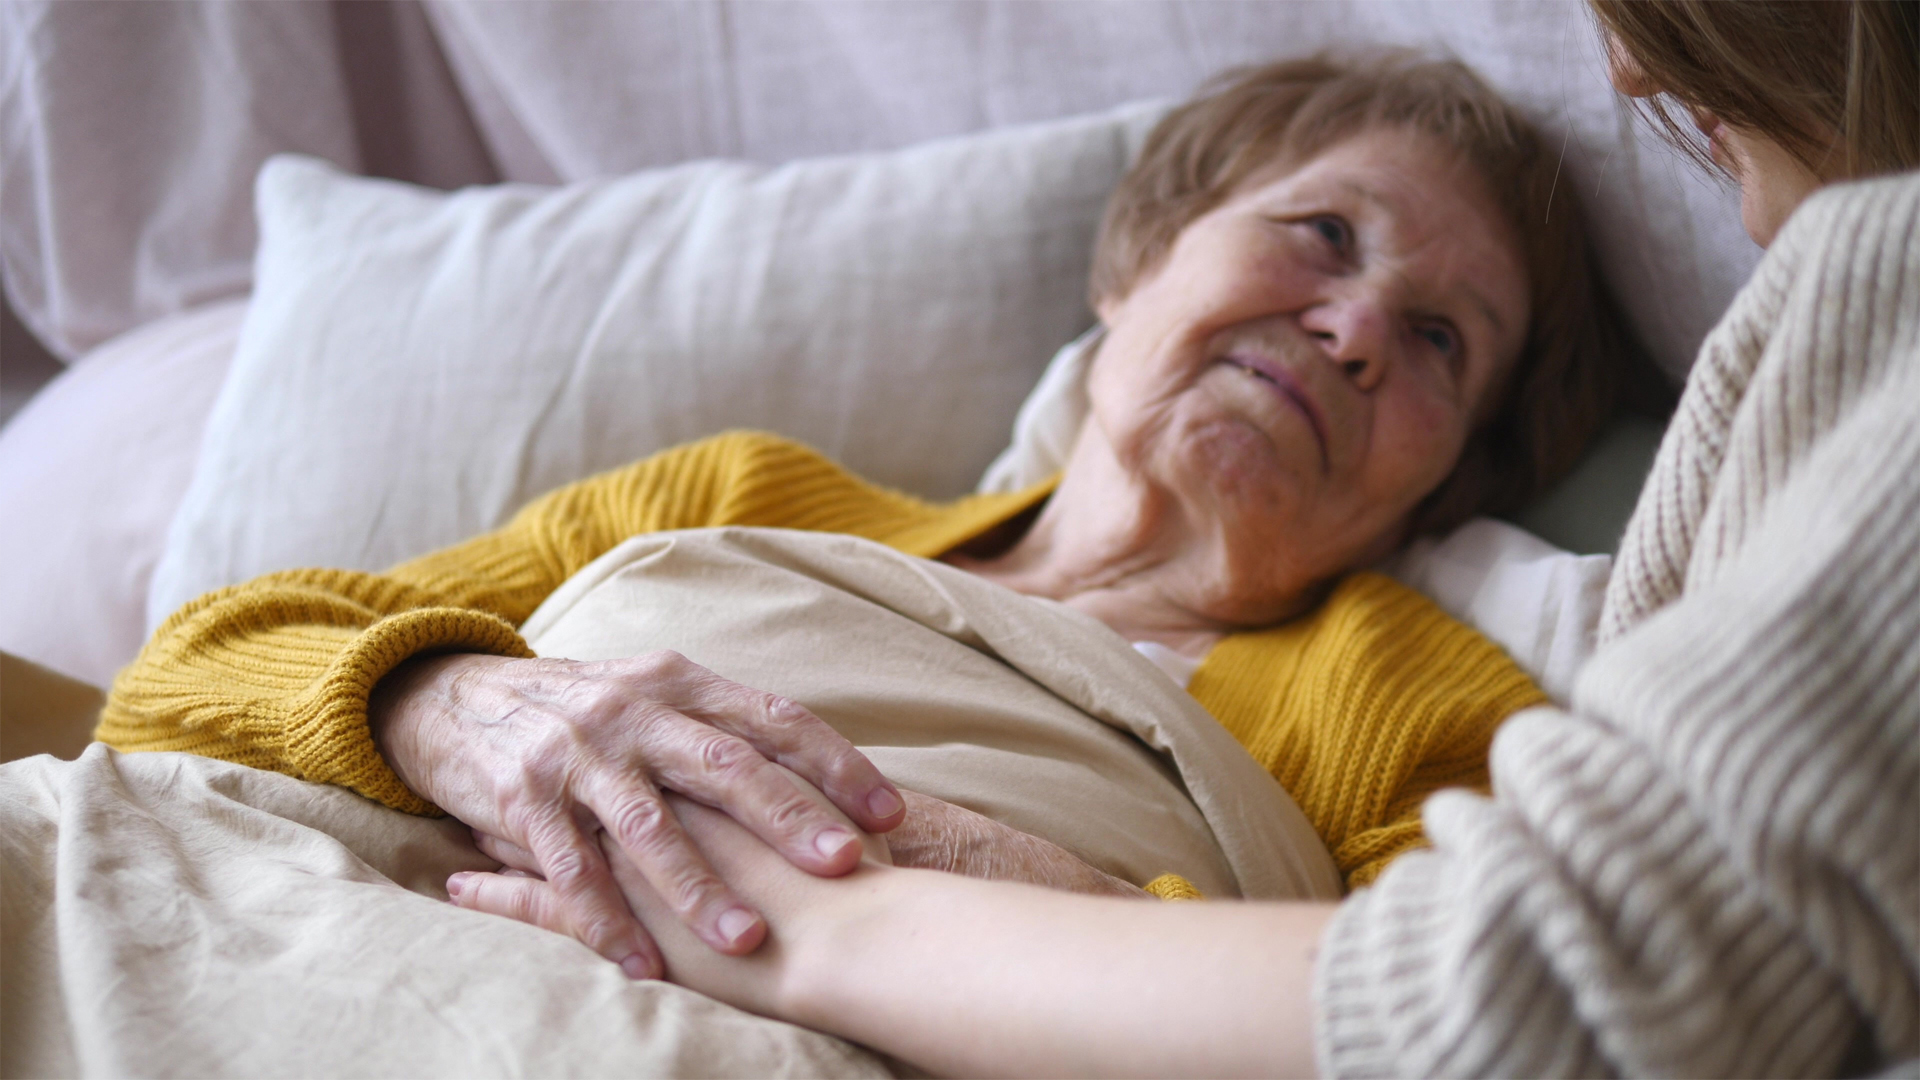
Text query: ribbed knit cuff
1312 850 1455 1079
285 607 533 815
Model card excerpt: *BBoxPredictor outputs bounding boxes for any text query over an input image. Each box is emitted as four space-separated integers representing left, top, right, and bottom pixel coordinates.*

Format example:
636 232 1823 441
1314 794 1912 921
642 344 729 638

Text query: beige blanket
522 528 1336 900
2 527 1335 1077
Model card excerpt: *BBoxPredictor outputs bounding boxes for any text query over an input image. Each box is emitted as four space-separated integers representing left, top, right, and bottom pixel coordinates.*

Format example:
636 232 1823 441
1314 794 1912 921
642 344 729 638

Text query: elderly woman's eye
1306 214 1351 251
1417 323 1459 356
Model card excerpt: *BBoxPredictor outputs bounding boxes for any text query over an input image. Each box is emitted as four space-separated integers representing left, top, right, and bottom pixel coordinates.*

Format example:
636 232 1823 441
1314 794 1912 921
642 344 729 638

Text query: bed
0 2 1759 1075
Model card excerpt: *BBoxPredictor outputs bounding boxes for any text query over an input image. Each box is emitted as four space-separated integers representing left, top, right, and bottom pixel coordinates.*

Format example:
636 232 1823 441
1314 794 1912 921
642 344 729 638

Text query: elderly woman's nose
1298 299 1390 390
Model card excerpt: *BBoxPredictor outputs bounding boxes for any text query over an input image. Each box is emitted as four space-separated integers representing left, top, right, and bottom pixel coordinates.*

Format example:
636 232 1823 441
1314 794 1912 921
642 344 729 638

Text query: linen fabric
148 104 1163 624
3 2 1758 378
426 0 1757 380
0 2 353 361
517 526 1340 900
1313 173 1920 1077
0 744 894 1079
0 0 487 362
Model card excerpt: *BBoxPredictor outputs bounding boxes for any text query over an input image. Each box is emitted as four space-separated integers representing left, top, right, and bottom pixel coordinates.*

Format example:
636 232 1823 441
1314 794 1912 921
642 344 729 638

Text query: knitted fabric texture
1192 573 1544 889
102 430 1542 883
1315 173 1920 1078
1144 873 1205 901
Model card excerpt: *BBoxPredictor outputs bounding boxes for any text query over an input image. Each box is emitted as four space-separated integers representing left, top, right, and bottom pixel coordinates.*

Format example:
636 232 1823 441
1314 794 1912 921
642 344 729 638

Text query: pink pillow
0 301 243 688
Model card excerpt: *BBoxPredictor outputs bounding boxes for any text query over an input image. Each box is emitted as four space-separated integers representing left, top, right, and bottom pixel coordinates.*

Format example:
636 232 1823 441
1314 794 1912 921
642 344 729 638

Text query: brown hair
1090 53 1655 537
1589 0 1919 181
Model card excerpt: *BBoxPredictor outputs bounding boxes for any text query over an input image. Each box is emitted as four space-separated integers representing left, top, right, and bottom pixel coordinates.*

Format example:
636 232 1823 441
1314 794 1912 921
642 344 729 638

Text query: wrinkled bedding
0 746 893 1078
1 527 1335 1077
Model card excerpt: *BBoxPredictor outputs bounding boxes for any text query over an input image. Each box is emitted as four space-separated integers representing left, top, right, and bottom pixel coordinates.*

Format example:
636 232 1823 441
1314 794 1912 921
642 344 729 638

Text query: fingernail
446 873 469 899
620 953 653 980
813 827 857 859
717 906 760 946
866 787 903 818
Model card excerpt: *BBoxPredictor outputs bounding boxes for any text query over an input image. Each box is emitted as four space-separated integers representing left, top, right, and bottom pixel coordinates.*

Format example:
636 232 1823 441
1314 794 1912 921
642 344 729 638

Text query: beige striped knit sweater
1315 171 1920 1077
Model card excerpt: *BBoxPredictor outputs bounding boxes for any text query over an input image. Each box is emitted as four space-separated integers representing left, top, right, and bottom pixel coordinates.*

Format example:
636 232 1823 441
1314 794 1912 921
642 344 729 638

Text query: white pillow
978 329 1622 702
150 103 1168 625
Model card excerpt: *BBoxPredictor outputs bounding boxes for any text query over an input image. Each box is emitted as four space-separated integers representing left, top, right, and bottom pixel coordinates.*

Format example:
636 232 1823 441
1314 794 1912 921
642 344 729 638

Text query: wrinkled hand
369 650 905 978
456 785 884 1010
885 790 1146 897
451 787 1139 972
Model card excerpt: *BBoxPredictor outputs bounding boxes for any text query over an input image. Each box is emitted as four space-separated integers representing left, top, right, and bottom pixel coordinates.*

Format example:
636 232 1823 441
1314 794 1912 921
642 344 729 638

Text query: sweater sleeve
96 432 802 814
1313 376 1920 1077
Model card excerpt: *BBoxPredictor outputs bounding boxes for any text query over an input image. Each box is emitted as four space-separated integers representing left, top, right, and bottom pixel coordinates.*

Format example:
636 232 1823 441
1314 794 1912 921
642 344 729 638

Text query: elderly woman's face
1088 126 1529 620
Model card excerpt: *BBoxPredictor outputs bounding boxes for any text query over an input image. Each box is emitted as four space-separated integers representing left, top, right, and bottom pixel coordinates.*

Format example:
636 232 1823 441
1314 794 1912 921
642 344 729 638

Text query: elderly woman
428 3 1918 1077
103 57 1629 991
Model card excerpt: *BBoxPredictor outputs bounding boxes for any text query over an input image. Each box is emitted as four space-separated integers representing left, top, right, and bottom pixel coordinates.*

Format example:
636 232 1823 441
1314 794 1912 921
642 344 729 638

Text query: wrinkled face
1088 126 1529 620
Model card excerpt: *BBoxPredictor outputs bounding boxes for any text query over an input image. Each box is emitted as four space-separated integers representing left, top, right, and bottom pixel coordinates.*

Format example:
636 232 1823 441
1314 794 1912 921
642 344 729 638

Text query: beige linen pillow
149 103 1166 624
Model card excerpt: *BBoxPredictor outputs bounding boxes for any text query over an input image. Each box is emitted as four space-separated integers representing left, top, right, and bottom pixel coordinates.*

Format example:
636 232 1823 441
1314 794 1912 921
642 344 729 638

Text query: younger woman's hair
1589 0 1920 180
1089 52 1659 538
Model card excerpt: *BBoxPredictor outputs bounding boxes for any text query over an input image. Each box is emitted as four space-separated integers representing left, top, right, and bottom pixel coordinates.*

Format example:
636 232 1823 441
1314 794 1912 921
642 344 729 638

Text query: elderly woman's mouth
1220 355 1330 471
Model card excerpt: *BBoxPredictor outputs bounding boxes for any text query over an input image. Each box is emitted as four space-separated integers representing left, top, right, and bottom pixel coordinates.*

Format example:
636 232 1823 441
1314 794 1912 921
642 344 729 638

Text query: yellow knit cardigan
99 431 1544 890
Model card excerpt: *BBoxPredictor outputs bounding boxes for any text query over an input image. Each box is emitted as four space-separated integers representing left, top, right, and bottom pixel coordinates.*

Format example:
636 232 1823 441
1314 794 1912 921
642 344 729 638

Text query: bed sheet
523 526 1341 900
0 744 891 1079
1 526 1337 1076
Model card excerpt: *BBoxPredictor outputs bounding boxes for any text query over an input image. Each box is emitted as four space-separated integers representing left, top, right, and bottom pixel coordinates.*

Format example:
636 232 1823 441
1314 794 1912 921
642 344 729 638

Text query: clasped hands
370 650 1141 979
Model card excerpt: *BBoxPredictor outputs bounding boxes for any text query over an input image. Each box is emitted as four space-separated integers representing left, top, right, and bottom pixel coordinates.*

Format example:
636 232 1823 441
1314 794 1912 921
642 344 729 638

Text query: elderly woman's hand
466 785 1145 929
885 791 1146 897
369 650 905 979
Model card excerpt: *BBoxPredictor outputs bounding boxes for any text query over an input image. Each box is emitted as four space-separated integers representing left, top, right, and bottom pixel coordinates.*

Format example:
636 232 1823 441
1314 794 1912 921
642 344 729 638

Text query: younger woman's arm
453 792 1334 1078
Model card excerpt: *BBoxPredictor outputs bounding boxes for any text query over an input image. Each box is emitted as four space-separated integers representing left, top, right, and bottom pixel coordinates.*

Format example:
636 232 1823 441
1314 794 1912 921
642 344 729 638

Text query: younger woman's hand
469 785 1143 928
453 769 891 1009
369 650 905 979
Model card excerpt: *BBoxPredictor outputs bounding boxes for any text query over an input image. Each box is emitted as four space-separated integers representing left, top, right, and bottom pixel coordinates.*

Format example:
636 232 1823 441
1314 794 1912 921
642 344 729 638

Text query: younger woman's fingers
471 828 542 873
449 871 569 936
522 814 665 980
583 774 768 957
